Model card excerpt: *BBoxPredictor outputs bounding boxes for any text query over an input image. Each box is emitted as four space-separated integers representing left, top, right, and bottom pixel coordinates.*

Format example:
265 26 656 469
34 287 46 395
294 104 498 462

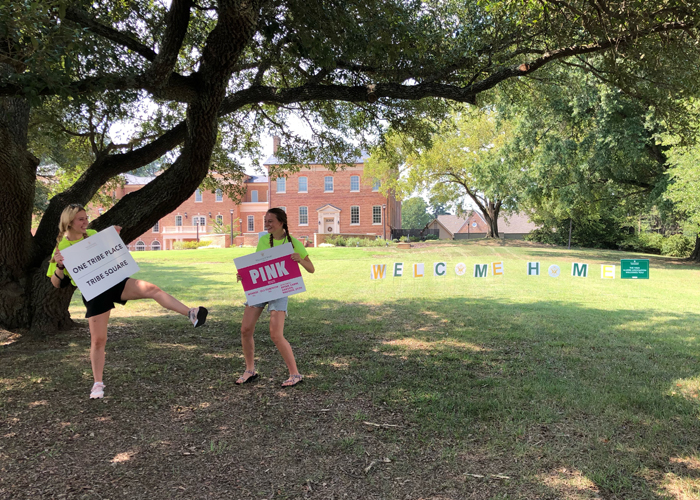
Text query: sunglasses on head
69 203 85 210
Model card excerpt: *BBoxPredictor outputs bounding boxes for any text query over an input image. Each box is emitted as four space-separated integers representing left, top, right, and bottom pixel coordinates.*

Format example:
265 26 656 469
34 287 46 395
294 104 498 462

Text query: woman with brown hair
48 204 208 399
235 208 314 387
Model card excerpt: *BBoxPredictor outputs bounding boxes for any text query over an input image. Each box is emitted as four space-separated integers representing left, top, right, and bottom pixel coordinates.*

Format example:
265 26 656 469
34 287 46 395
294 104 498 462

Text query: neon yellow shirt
256 234 309 260
46 229 98 286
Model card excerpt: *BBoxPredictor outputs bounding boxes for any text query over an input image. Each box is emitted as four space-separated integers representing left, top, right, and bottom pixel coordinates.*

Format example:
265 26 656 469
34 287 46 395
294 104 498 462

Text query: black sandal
236 369 258 385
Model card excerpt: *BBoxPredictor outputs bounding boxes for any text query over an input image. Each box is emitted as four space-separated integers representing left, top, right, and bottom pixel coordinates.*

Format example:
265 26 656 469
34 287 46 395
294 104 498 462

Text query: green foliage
401 197 432 229
526 211 629 249
661 234 693 257
618 232 664 255
324 235 387 247
667 140 700 233
366 109 521 236
212 219 239 236
172 240 211 250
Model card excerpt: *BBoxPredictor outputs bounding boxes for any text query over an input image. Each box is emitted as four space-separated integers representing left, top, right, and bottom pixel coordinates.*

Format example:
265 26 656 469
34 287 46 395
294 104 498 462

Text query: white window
216 215 223 225
195 189 202 202
278 206 286 213
276 178 286 193
216 189 223 202
299 206 308 225
324 176 334 192
373 206 382 224
298 176 308 193
372 179 381 192
98 208 104 215
350 175 360 192
135 241 146 251
193 216 206 226
151 241 161 251
247 215 254 231
351 206 360 225
251 190 258 202
152 221 159 232
175 215 182 226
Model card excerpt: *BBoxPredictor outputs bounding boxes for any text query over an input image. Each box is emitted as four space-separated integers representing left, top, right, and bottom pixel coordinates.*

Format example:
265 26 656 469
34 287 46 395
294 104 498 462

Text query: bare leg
269 311 301 383
120 278 189 316
238 306 264 382
88 310 110 383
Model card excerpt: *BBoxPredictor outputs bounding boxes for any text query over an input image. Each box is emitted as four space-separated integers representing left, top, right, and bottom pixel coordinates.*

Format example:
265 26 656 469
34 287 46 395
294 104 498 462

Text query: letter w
371 265 387 280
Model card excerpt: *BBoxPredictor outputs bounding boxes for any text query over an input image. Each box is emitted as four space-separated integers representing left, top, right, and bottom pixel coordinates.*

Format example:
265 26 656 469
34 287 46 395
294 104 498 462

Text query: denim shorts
245 296 288 312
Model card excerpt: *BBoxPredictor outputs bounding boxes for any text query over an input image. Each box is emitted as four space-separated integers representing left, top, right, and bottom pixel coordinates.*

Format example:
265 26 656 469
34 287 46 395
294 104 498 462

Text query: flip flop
282 374 303 388
236 370 258 385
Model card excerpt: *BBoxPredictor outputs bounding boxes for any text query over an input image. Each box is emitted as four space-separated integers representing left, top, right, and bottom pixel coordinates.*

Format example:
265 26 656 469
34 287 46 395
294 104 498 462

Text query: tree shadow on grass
1 296 699 499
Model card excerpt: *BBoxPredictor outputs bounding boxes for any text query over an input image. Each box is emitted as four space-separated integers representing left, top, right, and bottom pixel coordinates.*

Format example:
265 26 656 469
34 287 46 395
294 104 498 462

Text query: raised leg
120 278 190 316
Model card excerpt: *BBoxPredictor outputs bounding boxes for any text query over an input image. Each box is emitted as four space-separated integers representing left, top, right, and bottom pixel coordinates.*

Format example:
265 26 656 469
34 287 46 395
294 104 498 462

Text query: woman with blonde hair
235 207 314 387
48 204 208 399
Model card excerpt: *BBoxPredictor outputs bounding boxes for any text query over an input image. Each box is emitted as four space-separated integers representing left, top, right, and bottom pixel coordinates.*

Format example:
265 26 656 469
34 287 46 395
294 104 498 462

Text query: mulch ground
1 325 598 499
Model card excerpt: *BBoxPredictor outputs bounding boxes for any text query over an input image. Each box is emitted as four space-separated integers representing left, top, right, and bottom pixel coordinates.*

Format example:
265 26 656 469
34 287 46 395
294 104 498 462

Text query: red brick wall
268 164 400 240
96 179 264 250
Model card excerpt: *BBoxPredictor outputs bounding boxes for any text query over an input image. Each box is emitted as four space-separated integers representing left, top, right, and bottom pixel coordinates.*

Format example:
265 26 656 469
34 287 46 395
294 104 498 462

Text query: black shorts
82 278 129 318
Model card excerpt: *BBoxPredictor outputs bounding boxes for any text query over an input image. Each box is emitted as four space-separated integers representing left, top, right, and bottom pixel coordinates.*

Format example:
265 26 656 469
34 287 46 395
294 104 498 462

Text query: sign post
60 226 140 301
620 259 650 279
234 243 306 304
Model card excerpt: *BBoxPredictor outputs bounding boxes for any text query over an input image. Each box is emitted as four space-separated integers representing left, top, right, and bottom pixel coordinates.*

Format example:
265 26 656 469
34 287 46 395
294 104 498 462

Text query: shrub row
172 240 213 250
324 236 390 247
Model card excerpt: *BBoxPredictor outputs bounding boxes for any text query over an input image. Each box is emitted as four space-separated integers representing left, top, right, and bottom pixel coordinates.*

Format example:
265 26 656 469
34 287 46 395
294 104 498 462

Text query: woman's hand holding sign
54 249 65 268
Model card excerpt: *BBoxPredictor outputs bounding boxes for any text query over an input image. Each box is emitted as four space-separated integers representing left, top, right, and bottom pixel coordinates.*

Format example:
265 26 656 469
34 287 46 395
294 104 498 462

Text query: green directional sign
620 259 649 279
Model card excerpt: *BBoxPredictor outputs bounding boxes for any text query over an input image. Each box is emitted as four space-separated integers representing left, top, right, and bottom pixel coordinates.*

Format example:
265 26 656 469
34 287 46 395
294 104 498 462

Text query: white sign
234 242 306 304
60 226 140 301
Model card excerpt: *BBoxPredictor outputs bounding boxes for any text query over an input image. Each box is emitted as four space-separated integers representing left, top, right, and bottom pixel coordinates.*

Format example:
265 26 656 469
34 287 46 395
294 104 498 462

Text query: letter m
572 263 588 278
474 264 488 278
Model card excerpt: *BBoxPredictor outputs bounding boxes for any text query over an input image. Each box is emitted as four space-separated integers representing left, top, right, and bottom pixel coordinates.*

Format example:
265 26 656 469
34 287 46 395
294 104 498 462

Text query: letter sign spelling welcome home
60 226 140 301
234 242 306 303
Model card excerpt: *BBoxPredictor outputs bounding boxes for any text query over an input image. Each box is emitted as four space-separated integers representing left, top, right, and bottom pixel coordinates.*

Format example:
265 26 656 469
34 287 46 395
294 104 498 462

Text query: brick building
264 140 401 246
92 138 400 250
102 174 267 251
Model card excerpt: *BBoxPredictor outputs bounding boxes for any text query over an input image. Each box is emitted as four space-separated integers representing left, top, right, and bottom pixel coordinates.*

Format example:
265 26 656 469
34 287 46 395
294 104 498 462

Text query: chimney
273 135 281 154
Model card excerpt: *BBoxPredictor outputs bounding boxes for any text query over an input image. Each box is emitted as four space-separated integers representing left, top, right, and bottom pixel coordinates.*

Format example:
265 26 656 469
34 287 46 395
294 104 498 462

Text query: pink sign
234 242 306 304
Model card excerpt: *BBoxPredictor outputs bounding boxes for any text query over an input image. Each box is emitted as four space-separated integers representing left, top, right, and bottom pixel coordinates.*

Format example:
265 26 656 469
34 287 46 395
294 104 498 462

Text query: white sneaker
90 382 105 399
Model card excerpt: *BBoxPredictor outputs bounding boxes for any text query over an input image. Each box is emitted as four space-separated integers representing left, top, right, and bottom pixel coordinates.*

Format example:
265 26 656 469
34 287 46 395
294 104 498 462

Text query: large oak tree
2 0 699 332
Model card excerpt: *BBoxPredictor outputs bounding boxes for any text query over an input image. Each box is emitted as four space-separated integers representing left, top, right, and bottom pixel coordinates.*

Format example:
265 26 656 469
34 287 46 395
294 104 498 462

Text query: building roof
433 211 538 235
263 150 370 166
497 212 539 233
123 174 155 185
316 203 342 212
434 214 468 236
245 175 268 183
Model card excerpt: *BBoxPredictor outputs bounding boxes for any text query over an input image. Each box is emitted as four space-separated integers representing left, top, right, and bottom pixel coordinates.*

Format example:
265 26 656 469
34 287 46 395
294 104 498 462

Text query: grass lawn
2 239 700 499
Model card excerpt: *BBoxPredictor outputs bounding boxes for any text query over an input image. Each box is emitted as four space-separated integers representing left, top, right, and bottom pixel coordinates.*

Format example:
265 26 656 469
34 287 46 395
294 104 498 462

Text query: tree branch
63 7 157 61
144 0 193 86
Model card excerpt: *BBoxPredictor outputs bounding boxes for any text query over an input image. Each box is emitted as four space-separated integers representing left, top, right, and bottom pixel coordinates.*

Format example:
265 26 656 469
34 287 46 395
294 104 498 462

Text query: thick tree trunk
691 235 700 262
1 3 262 334
0 64 78 334
483 200 501 238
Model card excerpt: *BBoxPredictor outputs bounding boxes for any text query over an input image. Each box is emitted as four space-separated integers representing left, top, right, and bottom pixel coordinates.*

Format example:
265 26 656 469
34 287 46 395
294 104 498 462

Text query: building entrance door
324 217 335 233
